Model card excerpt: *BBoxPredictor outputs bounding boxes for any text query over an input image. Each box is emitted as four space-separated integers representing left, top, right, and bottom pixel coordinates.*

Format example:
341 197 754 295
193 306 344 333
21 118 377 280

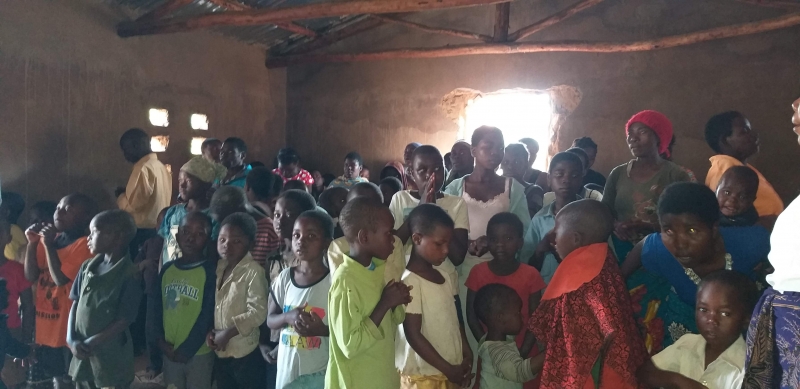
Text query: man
444 140 474 188
116 128 172 256
201 138 227 181
215 137 251 188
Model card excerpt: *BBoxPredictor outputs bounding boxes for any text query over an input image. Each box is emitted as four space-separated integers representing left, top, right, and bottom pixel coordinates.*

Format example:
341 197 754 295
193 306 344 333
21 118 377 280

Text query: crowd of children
0 102 798 389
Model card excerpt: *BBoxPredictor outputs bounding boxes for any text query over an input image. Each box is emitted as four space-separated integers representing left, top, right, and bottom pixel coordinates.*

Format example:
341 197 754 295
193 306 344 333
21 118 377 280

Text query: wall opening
191 114 209 130
151 135 169 152
190 137 206 155
149 108 170 127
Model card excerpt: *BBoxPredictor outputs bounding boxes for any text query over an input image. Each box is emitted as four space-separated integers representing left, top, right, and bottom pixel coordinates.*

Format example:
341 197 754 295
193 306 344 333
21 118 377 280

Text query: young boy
152 212 216 389
0 220 33 388
24 193 95 389
396 204 472 388
209 213 268 389
267 210 334 388
716 166 761 227
379 177 403 208
1 192 27 262
521 152 585 283
474 284 544 389
638 270 755 389
209 186 279 269
326 197 412 389
529 200 647 389
67 210 142 388
329 152 369 189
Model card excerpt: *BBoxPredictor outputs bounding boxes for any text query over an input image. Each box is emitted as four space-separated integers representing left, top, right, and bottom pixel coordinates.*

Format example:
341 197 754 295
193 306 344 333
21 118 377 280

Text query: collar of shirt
135 153 159 169
216 252 257 286
680 334 746 374
341 254 385 274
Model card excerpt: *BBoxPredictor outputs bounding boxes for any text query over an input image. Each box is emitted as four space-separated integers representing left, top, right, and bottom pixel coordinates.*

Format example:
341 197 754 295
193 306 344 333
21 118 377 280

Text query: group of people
0 101 797 389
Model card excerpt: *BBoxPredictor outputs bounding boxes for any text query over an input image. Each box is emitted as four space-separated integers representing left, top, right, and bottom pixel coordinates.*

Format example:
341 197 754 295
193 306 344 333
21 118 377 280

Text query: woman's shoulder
607 162 632 179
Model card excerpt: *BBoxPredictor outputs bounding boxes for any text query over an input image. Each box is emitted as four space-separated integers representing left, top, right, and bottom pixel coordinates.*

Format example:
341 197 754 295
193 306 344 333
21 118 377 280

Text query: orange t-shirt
35 237 91 348
705 155 784 217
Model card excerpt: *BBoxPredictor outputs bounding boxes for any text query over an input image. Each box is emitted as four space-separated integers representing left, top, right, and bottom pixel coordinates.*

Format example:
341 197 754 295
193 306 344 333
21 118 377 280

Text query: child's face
500 149 527 179
716 175 756 217
278 162 300 178
361 167 370 180
179 171 209 201
362 208 396 260
659 213 717 268
273 198 304 240
626 123 660 158
450 142 474 173
320 190 348 218
724 116 759 159
548 161 583 200
412 224 452 266
473 134 504 171
501 296 524 335
219 143 245 169
87 220 118 255
202 142 221 162
379 184 399 207
696 282 747 351
54 196 87 232
552 217 579 260
403 144 419 166
411 153 445 192
343 158 362 179
177 218 210 257
217 224 251 262
292 217 329 263
487 223 522 263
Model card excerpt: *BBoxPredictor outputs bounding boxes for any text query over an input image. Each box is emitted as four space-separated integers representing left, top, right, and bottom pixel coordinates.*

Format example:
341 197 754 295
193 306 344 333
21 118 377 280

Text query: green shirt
602 160 690 227
325 255 405 389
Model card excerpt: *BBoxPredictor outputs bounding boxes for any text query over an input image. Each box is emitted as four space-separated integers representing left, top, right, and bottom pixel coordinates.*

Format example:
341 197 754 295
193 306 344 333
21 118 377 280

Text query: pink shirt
272 168 314 187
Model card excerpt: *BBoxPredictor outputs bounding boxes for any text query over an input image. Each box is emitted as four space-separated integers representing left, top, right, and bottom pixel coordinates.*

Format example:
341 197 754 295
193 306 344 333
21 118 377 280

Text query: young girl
209 213 268 389
466 213 545 389
397 204 472 388
267 210 333 388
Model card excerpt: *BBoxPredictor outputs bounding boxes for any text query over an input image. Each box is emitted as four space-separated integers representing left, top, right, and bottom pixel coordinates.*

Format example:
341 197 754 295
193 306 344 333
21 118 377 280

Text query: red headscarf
383 161 408 189
626 110 674 158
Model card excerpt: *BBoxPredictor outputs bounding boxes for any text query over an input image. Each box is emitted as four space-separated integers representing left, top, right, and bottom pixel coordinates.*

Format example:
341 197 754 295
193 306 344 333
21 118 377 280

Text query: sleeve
388 193 404 230
175 262 217 359
486 342 537 383
327 238 348 276
231 268 269 337
602 166 620 217
402 274 422 315
157 207 174 240
705 158 737 191
639 234 663 274
452 198 470 231
328 278 388 359
149 264 167 344
384 237 407 284
520 218 542 265
524 266 546 294
117 271 144 324
509 180 531 231
650 337 685 372
69 263 86 301
271 269 289 310
63 239 92 281
464 264 484 292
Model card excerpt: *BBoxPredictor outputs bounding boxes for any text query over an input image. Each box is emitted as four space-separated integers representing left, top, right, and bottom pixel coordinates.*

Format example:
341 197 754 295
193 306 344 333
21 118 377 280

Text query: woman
444 126 530 357
621 183 770 352
380 161 407 189
272 147 314 192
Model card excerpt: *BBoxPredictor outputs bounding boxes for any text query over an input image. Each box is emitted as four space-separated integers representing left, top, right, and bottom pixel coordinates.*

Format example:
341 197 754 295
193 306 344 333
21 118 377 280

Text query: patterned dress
743 289 800 388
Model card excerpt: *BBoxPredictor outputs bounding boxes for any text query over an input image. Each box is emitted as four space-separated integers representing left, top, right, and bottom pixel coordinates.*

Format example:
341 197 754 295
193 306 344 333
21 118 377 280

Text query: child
24 193 95 389
318 187 348 238
529 200 646 389
1 192 26 262
715 166 760 227
0 221 33 388
267 210 334 388
209 186 279 270
396 204 472 388
329 152 369 189
209 213 268 389
67 210 143 388
270 190 319 284
245 167 283 217
159 157 216 266
638 270 755 389
326 198 412 389
283 180 310 193
151 211 216 389
521 152 585 283
273 148 315 192
0 278 35 387
134 206 167 383
466 213 545 389
475 284 544 389
379 177 403 208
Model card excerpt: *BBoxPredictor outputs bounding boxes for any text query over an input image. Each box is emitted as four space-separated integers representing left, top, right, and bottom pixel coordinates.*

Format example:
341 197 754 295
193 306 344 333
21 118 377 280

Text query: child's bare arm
637 359 708 389
519 291 542 356
620 240 644 279
448 228 468 266
403 314 466 384
40 225 69 286
23 226 42 282
266 293 303 331
465 290 484 342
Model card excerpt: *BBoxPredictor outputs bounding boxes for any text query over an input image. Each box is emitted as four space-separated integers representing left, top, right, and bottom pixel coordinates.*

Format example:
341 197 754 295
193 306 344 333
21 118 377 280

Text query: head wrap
181 156 218 183
626 110 674 158
384 161 408 189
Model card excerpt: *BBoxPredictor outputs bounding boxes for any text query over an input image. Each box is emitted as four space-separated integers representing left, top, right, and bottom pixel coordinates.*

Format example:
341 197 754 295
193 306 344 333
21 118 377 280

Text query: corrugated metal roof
113 0 357 47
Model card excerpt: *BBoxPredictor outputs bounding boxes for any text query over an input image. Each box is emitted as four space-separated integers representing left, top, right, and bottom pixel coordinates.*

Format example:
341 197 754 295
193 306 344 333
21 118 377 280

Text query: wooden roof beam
119 0 512 37
733 0 800 9
508 0 603 42
265 12 800 67
135 0 196 22
371 14 493 42
205 0 317 37
269 16 383 55
493 3 510 41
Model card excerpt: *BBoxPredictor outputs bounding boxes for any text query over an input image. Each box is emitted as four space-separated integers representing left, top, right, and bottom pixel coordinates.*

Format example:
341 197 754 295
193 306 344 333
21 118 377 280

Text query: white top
652 334 745 389
395 269 462 376
766 195 800 293
272 268 331 388
478 337 536 389
462 179 511 240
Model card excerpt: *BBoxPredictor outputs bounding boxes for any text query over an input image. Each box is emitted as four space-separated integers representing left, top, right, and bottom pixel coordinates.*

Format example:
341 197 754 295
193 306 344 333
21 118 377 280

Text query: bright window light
191 137 206 155
151 135 169 152
149 108 169 127
191 114 208 130
462 90 552 172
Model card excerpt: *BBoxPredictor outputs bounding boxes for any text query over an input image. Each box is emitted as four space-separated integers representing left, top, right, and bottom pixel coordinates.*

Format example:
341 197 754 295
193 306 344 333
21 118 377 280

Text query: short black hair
566 147 589 169
277 147 300 165
344 152 363 165
486 212 524 238
250 161 265 168
209 186 248 221
505 143 529 161
704 111 742 153
0 192 25 224
223 137 247 154
92 210 137 246
119 128 149 147
346 182 383 203
474 283 520 326
379 177 403 192
572 137 598 151
339 197 385 238
318 187 348 212
297 210 335 240
278 189 317 213
65 193 99 225
719 166 759 194
548 152 583 174
283 180 308 193
408 204 454 236
246 167 282 199
471 126 503 146
180 211 212 234
201 138 221 151
220 212 258 243
412 145 442 162
699 270 758 316
658 182 719 227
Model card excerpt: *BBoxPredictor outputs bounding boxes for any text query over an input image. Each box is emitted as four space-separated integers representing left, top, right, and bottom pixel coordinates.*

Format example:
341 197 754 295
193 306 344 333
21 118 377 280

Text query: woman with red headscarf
602 110 691 354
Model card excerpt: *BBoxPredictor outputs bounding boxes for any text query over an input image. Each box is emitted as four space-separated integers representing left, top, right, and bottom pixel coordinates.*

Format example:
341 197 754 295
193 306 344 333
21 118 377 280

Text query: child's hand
212 328 235 351
39 225 58 247
535 231 556 257
14 345 37 367
115 187 126 198
461 347 473 372
379 280 413 309
468 236 489 257
206 331 217 350
284 304 307 328
295 311 327 337
259 343 274 363
419 174 437 204
25 224 43 243
442 362 470 385
266 346 279 364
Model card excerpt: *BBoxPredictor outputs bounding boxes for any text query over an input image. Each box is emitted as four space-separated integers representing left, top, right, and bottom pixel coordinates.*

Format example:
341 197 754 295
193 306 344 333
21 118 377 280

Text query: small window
190 137 206 155
151 135 170 152
191 114 209 130
149 108 169 127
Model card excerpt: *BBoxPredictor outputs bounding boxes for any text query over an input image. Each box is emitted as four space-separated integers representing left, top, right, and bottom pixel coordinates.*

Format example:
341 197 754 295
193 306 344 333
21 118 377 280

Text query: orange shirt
705 155 784 217
35 237 91 348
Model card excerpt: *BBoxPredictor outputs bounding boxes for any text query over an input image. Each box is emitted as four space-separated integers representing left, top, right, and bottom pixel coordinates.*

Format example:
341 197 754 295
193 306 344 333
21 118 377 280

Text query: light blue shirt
520 202 559 284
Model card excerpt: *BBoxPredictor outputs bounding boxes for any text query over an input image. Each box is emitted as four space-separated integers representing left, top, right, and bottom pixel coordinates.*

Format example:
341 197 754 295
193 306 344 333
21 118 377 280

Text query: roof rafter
135 0 195 22
205 0 317 37
371 14 493 42
508 0 603 42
